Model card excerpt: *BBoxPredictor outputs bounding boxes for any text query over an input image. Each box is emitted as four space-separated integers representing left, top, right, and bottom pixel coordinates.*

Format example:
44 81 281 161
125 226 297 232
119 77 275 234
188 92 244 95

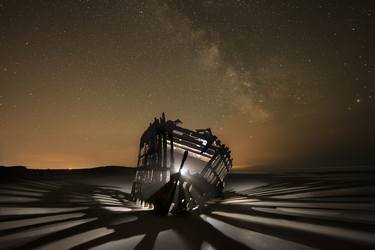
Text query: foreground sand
0 169 374 249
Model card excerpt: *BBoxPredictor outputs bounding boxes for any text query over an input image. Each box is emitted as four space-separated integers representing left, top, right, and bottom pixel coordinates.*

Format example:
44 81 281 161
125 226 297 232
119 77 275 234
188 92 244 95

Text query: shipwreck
131 113 232 215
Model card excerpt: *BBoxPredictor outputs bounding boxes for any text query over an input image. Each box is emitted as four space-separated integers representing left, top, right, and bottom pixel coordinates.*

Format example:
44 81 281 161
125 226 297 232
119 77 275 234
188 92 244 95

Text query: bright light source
180 168 188 176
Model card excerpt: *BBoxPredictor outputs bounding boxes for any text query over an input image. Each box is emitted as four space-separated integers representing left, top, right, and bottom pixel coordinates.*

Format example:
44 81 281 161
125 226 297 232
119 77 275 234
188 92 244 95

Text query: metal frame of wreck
131 113 233 210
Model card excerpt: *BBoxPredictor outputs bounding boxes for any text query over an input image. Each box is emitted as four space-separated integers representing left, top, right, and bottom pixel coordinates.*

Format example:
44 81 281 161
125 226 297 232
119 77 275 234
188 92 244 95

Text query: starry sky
1 0 374 169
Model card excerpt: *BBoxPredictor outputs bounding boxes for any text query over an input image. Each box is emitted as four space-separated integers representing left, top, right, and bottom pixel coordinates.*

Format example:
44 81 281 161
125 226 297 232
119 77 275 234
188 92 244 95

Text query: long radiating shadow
1 172 375 250
205 210 374 250
0 178 251 250
69 212 250 250
210 172 375 250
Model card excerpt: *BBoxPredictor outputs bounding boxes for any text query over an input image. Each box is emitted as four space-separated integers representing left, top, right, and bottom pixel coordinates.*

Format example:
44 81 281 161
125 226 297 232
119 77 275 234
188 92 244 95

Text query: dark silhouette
131 113 233 215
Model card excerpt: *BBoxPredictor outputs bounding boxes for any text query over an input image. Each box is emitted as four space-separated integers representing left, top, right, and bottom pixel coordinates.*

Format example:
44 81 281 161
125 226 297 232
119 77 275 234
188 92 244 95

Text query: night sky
1 0 374 169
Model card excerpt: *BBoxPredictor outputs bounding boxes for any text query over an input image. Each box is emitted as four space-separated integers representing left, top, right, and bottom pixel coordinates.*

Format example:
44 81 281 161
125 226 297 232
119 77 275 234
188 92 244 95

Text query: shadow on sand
0 178 249 250
1 172 375 250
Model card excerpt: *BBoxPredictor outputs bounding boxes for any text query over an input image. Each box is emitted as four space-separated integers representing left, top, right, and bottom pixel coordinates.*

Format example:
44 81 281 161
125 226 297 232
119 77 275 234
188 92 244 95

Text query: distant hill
77 165 136 174
232 164 375 174
0 165 136 176
0 165 28 172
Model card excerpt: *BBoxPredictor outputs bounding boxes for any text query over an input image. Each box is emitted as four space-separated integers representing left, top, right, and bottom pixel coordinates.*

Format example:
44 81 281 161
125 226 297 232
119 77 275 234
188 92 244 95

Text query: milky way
1 1 374 169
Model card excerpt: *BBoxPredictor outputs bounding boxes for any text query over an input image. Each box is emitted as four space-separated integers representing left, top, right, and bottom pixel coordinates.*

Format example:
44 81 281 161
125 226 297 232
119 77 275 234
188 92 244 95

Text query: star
1 0 374 168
